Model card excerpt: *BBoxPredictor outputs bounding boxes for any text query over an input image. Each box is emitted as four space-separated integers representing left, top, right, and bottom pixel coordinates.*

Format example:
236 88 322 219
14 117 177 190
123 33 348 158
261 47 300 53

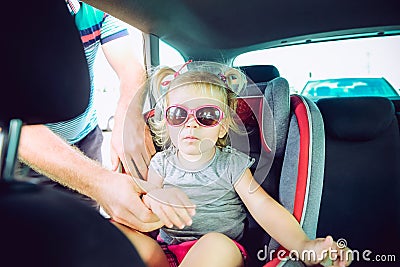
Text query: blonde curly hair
147 62 247 150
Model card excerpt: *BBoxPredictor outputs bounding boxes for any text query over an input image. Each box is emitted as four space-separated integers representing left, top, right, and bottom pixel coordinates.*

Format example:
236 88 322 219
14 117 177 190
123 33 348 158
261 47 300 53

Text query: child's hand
301 236 352 267
142 187 196 229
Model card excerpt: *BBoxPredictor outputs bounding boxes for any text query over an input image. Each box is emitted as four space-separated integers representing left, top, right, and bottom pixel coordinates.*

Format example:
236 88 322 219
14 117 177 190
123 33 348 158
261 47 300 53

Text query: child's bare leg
179 232 244 267
112 222 169 267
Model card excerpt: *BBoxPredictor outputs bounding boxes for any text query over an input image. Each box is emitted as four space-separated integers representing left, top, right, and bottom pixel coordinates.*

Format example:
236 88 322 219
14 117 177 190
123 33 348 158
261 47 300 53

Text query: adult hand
101 32 155 180
95 172 163 232
142 187 196 229
110 104 156 180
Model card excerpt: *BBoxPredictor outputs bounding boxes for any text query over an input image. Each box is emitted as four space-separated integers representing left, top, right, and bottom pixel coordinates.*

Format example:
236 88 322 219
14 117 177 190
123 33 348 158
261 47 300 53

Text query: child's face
166 84 227 160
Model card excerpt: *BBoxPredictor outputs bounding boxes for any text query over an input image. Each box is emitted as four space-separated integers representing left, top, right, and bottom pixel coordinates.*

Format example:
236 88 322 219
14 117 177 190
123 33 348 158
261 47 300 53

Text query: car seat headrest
317 97 395 141
262 77 290 157
238 65 280 85
1 0 90 125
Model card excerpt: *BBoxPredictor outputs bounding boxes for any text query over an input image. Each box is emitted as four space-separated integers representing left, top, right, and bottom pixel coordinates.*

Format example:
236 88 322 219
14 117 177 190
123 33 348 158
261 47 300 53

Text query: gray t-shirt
150 146 255 245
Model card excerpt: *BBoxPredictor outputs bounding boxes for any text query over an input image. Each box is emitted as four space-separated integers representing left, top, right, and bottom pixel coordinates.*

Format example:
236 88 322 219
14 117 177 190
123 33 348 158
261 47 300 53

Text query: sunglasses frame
165 104 224 127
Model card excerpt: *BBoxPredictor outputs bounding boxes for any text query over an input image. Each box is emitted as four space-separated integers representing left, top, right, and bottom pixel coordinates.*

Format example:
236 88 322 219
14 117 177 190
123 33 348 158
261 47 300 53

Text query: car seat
316 97 400 267
261 94 325 267
235 88 324 266
230 65 325 266
0 1 145 266
238 65 280 91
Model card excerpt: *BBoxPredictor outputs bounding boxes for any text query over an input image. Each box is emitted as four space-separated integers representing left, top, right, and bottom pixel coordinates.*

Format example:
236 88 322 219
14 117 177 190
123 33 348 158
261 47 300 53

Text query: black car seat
316 97 400 267
0 1 145 266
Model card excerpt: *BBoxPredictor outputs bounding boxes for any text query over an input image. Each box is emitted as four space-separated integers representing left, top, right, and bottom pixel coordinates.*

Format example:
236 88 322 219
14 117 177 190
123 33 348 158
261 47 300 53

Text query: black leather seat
316 97 400 267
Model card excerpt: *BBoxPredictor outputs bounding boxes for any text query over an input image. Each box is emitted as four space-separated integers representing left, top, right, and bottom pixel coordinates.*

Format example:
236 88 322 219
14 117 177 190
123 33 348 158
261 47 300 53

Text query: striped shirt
46 2 128 144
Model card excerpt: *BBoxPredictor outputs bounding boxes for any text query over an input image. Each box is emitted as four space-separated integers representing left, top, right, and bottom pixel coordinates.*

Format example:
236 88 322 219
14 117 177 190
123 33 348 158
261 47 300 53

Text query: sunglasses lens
166 106 188 126
196 106 221 126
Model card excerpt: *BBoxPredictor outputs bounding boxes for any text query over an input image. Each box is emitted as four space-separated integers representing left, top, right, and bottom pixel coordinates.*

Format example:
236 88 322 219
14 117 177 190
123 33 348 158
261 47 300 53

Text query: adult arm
101 33 156 179
18 125 162 232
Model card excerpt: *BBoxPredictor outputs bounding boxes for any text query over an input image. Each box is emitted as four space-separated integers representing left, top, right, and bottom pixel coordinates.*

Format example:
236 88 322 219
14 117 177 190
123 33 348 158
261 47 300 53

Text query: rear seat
316 97 400 266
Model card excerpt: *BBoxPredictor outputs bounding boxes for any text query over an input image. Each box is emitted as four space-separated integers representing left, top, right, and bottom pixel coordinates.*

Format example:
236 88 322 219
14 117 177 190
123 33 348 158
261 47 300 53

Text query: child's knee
138 236 168 267
201 232 232 242
200 232 241 253
196 233 243 266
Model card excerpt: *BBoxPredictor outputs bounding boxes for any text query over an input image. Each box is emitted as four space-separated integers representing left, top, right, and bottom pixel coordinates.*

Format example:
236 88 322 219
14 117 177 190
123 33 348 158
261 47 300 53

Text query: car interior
1 0 399 266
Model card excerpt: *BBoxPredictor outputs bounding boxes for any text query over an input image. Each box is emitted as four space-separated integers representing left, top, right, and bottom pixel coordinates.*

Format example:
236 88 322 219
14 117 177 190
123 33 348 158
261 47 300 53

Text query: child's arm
235 169 351 266
142 166 196 229
235 169 309 252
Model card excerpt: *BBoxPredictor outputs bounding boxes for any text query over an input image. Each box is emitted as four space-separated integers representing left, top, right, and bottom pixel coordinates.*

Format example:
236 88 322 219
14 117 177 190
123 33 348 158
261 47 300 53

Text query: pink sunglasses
165 105 224 127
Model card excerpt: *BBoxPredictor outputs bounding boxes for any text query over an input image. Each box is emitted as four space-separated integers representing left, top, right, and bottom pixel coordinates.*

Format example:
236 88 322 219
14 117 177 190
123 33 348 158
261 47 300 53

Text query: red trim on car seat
291 95 310 222
258 98 271 152
236 97 271 152
262 95 310 267
264 257 285 266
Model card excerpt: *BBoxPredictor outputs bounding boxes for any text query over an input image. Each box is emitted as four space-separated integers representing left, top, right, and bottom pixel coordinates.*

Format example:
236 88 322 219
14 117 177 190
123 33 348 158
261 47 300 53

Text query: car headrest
238 65 280 84
317 97 396 141
262 77 290 157
1 0 90 125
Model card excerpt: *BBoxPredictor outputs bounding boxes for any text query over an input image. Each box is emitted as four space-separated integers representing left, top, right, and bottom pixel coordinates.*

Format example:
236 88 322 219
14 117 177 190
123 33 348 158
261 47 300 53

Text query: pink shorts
158 237 248 267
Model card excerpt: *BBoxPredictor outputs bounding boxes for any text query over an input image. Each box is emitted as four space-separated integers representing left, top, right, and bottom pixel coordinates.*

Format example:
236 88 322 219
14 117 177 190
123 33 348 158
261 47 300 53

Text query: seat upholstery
316 97 400 267
232 76 325 266
232 77 290 267
263 95 325 267
2 0 89 125
230 65 325 266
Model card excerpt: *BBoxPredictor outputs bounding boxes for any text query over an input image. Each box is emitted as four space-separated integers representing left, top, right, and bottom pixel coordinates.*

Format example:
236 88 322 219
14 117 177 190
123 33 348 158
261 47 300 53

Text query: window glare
159 40 185 66
234 36 400 94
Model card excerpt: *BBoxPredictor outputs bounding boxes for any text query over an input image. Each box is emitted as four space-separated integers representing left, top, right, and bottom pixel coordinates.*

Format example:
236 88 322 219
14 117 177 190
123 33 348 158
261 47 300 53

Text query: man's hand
110 105 156 180
101 32 155 180
95 172 163 232
142 187 196 229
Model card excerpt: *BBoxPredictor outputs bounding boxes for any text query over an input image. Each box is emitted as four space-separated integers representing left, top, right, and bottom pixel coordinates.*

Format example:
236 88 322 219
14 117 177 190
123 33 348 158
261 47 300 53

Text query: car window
94 24 144 131
159 40 185 66
92 22 144 168
233 35 400 98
